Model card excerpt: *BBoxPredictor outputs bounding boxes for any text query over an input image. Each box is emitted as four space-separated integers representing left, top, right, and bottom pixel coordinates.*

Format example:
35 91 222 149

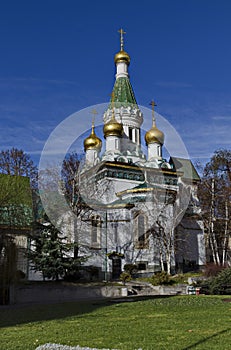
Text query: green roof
109 77 138 107
169 157 200 181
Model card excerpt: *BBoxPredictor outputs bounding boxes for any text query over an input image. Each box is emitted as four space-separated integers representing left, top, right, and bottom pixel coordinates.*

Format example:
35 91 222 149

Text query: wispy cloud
211 115 231 121
155 81 193 88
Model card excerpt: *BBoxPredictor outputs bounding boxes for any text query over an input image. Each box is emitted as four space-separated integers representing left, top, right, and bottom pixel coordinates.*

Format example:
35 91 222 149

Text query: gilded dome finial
114 28 130 65
145 100 164 145
83 109 102 152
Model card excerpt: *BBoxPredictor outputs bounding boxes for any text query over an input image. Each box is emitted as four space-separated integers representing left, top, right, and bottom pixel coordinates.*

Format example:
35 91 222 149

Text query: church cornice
116 185 177 197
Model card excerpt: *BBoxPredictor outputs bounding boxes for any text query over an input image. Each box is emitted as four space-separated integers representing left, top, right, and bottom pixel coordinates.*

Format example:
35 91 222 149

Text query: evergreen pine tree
28 222 85 281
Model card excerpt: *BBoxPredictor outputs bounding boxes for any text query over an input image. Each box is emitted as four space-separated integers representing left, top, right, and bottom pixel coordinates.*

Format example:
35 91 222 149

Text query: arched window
157 145 162 157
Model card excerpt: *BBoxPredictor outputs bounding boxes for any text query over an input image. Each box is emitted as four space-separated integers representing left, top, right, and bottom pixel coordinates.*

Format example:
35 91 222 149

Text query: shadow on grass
0 294 173 328
182 328 231 349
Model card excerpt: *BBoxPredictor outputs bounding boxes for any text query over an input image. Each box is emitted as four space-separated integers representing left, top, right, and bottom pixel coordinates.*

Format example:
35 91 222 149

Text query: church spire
103 30 143 149
111 29 136 105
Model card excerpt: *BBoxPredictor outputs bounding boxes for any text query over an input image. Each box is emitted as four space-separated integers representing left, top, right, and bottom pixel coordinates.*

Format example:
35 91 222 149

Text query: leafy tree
28 222 86 281
198 149 231 266
0 148 38 188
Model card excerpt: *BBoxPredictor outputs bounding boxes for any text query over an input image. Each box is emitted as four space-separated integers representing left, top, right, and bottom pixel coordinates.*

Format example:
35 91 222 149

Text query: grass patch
0 295 231 350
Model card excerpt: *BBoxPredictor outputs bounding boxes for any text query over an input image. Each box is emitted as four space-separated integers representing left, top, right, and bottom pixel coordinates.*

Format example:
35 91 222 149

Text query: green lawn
0 295 231 350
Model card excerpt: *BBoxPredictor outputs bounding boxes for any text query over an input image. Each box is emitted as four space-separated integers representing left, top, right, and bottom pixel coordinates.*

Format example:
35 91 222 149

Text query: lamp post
102 204 134 282
104 211 108 282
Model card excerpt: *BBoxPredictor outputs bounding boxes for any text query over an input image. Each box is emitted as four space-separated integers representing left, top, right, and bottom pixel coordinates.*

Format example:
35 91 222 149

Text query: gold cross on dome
118 28 126 51
149 100 157 125
90 109 98 126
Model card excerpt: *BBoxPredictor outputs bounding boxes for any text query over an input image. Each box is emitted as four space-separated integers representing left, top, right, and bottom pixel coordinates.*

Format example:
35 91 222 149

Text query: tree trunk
166 253 171 274
210 179 221 265
222 201 229 265
159 248 164 272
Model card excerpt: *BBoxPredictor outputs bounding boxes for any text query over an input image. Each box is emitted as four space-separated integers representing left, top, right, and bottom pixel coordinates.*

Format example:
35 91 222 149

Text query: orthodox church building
76 30 205 279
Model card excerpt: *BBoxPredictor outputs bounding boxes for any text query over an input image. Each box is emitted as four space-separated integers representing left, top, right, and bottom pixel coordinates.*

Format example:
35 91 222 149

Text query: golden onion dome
84 126 102 152
114 50 130 65
145 121 164 145
103 116 123 138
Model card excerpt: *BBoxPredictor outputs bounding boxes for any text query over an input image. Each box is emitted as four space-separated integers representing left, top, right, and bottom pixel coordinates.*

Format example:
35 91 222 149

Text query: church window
115 138 119 149
157 145 161 157
138 129 141 144
129 127 133 141
91 215 101 248
137 262 147 270
114 223 118 244
136 214 148 249
134 128 140 144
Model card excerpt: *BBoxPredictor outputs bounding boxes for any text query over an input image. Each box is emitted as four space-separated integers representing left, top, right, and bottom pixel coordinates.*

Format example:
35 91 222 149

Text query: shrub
123 264 138 277
150 271 171 286
203 263 225 277
86 265 99 281
209 267 231 295
63 270 82 282
120 271 131 285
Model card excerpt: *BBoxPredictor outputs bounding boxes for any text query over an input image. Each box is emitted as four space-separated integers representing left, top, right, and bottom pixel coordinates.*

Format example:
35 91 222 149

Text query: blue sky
0 0 230 168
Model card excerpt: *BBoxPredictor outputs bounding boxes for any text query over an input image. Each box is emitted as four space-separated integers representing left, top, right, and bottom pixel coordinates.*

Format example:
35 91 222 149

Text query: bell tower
103 29 143 148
